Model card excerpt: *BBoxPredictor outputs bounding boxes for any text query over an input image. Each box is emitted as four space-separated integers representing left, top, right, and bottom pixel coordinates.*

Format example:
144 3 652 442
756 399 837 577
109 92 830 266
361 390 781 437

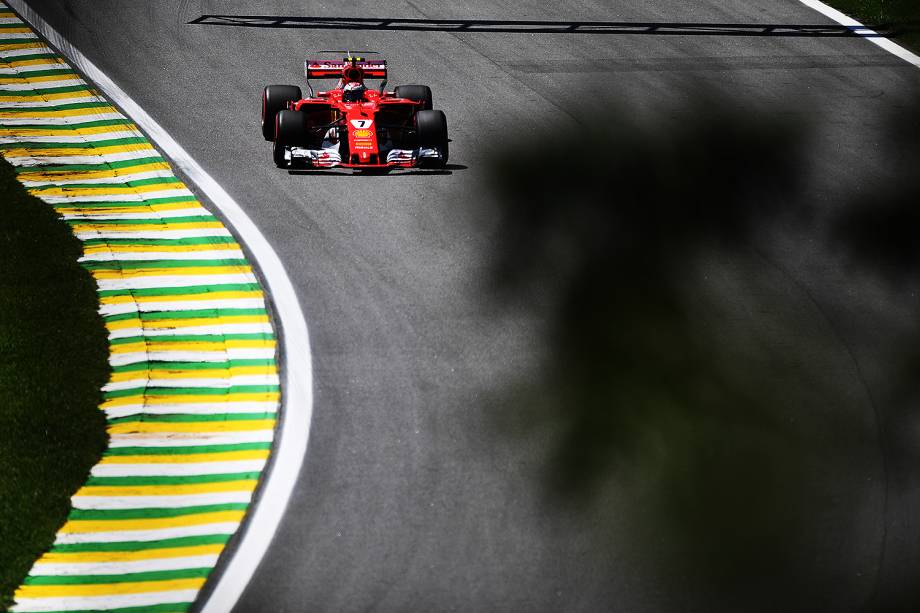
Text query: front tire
274 110 308 168
415 109 449 168
262 85 302 141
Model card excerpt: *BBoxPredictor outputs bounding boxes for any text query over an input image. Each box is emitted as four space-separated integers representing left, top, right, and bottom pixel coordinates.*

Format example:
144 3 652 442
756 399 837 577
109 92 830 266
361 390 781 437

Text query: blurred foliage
828 0 920 51
0 158 109 609
485 95 920 611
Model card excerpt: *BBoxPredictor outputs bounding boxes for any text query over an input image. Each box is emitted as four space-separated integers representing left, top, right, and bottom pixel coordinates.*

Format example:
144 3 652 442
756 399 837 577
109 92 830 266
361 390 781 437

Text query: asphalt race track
22 1 920 611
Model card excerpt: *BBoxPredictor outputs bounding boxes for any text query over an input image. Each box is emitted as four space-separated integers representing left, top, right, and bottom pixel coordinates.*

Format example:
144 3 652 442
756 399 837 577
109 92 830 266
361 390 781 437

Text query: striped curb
1 6 280 612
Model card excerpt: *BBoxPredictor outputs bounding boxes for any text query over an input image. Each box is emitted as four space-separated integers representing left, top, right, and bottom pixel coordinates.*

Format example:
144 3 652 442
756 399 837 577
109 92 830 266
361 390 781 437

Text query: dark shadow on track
190 15 888 38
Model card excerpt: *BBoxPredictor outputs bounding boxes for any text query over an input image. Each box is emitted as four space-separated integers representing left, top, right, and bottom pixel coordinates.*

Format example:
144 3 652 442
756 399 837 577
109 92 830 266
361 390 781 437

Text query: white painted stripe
0 45 51 58
76 229 232 241
0 62 64 74
63 208 208 221
0 32 36 40
5 147 158 164
0 17 25 24
84 250 247 263
108 323 273 340
797 0 920 69
103 403 278 420
10 589 199 612
2 129 141 144
22 169 171 184
91 460 267 477
71 492 254 510
40 187 194 203
98 298 265 317
109 348 276 367
31 555 221 576
8 5 311 612
95 273 256 291
0 78 85 90
54 522 241 545
106 431 276 448
102 375 279 393
0 95 104 107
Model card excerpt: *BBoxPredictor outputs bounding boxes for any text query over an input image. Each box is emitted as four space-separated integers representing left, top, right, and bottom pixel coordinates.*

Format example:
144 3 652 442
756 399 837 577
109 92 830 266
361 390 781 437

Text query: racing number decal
350 119 373 129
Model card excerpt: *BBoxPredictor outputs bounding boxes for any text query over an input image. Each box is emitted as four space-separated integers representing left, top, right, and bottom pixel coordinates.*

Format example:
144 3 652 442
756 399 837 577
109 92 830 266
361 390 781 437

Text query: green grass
825 0 920 52
0 158 109 609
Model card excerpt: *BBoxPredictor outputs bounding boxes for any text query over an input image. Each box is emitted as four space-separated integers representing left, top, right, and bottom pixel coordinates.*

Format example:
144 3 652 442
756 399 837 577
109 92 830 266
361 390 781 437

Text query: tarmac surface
23 1 920 611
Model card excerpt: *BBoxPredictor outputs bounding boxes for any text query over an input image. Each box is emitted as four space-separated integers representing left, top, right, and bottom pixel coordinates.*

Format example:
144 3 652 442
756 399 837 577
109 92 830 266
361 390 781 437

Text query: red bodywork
285 58 424 169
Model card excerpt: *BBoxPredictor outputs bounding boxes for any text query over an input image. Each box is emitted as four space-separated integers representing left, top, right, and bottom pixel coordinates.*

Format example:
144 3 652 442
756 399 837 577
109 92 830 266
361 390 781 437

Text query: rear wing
304 58 388 95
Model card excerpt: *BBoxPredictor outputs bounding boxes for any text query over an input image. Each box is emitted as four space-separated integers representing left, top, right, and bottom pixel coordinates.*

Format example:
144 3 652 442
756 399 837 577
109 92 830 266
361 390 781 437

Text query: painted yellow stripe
87 243 243 256
101 392 279 410
0 89 96 102
0 28 31 35
76 222 224 234
21 162 167 183
106 314 269 332
7 142 155 158
107 421 276 435
37 544 226 565
99 290 260 305
0 123 137 137
101 393 279 410
91 265 251 280
27 178 182 196
58 202 203 216
15 577 206 599
61 510 246 534
109 339 276 354
0 57 68 68
76 480 258 498
0 41 46 51
108 365 277 384
0 73 77 85
0 105 115 119
99 449 271 465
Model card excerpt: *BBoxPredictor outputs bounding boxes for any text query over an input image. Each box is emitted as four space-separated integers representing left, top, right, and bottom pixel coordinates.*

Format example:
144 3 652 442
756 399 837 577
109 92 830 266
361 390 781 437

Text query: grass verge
824 0 920 53
0 157 109 609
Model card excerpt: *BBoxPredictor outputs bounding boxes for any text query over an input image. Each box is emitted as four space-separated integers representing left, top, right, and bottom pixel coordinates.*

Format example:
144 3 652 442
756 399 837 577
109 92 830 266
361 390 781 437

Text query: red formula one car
261 54 449 170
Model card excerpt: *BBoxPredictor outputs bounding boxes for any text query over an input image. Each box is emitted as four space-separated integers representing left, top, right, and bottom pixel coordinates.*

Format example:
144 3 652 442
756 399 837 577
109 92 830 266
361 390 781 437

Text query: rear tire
273 110 308 168
262 85 302 141
395 84 433 111
415 109 449 168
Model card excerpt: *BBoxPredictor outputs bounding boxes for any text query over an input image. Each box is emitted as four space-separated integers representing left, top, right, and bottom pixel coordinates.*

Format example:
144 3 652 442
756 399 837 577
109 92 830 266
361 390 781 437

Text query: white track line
797 0 920 69
7 2 315 612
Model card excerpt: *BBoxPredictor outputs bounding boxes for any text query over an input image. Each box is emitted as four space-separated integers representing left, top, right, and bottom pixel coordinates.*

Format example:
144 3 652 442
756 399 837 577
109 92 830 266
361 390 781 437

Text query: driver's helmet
342 82 367 103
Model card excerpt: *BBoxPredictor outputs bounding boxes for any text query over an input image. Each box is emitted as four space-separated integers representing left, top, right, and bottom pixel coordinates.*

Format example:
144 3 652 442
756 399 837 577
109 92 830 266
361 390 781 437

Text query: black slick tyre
273 110 308 168
395 84 433 111
262 85 302 141
415 109 449 168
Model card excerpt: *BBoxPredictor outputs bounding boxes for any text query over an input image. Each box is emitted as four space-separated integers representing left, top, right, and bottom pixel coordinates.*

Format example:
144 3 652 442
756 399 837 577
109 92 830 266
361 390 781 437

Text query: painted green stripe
68 503 250 521
0 56 59 66
0 37 42 45
34 176 182 190
58 196 197 210
111 359 275 374
50 533 230 553
87 260 246 273
107 413 275 425
108 332 272 346
7 118 132 135
104 386 279 400
84 237 238 250
0 67 74 78
96 281 256 298
0 84 92 97
104 308 267 323
102 442 273 456
0 100 111 113
24 604 191 613
1 136 148 150
67 216 213 227
26 567 212 586
86 472 261 487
